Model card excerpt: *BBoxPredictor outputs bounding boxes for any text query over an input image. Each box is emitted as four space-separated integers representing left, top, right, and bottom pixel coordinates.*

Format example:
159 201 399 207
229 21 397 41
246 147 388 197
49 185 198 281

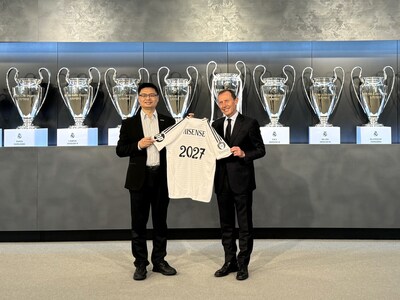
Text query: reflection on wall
0 0 398 42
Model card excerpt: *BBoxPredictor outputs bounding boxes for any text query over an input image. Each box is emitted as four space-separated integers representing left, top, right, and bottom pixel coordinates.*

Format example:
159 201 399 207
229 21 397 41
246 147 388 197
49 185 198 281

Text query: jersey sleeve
207 122 232 160
153 119 185 151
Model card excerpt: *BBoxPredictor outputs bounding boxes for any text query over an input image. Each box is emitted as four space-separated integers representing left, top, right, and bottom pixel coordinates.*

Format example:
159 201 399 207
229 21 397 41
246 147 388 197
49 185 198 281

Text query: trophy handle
37 67 51 112
157 66 170 104
5 67 19 105
234 61 246 114
383 65 395 108
88 67 101 107
332 66 345 112
186 65 199 111
138 67 150 83
104 67 117 104
206 61 218 123
57 67 70 107
252 64 266 110
301 67 317 114
206 60 218 94
235 60 246 91
283 64 296 100
350 66 365 112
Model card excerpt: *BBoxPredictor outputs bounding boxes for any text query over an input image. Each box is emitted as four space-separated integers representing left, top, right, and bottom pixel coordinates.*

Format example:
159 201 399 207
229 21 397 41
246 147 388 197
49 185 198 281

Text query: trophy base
69 125 88 129
4 128 48 147
57 128 98 146
108 127 120 146
260 126 290 144
356 126 391 144
17 125 39 129
265 122 283 127
363 123 384 127
315 123 333 127
309 127 340 144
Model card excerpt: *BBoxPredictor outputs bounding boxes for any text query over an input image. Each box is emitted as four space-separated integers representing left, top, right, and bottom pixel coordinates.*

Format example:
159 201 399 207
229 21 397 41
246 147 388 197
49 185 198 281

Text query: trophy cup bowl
260 77 289 127
104 67 149 123
57 67 100 128
157 66 198 122
206 60 246 123
211 73 241 100
302 67 344 127
6 67 51 129
164 78 191 121
351 66 394 127
253 64 296 127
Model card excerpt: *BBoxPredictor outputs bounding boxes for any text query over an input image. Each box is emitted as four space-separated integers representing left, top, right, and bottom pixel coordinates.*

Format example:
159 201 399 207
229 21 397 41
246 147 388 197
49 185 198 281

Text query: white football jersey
154 117 231 202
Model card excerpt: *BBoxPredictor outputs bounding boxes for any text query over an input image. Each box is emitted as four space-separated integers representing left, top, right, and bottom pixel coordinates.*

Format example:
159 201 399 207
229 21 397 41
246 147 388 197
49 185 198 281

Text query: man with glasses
116 82 176 281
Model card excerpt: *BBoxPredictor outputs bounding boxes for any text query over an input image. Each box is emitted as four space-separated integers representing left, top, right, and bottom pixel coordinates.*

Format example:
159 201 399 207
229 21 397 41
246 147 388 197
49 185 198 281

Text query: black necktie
225 118 232 144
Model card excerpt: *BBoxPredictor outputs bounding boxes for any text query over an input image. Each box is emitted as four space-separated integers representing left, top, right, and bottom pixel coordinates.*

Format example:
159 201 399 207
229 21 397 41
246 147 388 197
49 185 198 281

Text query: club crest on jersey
218 141 227 149
154 133 165 142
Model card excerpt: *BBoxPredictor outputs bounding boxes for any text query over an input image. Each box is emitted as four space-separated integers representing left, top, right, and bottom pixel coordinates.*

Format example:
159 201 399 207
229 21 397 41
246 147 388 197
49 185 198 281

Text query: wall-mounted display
206 60 246 123
0 41 398 145
157 66 199 122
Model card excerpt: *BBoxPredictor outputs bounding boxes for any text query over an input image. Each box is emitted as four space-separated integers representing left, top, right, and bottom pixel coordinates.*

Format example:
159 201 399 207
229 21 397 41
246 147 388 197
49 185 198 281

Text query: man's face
138 87 159 111
217 91 238 117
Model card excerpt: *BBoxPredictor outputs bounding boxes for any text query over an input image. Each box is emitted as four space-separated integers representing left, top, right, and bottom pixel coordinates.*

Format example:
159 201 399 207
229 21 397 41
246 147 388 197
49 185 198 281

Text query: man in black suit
116 82 176 281
212 89 266 280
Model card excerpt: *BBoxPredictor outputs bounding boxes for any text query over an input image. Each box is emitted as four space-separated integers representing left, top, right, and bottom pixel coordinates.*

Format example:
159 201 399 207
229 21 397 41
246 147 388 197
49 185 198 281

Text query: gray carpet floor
1 239 399 299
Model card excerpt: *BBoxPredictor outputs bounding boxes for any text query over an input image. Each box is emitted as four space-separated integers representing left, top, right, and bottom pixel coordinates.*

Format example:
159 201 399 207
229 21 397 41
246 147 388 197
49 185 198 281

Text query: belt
146 165 160 171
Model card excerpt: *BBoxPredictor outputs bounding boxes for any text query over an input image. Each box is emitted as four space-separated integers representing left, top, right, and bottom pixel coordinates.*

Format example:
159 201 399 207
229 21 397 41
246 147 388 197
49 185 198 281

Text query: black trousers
216 173 253 266
129 167 170 267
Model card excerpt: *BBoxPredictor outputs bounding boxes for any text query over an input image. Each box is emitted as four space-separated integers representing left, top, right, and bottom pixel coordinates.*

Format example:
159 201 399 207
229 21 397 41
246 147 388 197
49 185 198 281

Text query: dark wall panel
37 147 130 230
0 148 38 230
2 145 400 230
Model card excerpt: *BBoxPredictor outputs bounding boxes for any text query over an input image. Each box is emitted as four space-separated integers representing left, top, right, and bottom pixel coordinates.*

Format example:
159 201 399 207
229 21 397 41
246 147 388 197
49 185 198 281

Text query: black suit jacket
212 113 266 194
116 109 175 190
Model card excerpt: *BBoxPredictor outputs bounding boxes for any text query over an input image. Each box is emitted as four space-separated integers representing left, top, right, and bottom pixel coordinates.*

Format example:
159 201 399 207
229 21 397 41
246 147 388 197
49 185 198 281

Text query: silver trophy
105 67 149 123
6 67 51 129
253 64 296 127
157 66 198 122
302 66 345 127
57 67 100 128
351 66 395 127
206 60 246 122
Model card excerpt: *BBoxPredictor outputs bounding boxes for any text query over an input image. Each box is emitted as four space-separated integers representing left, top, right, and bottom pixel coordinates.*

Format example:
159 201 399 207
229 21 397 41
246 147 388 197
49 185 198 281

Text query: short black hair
138 82 159 95
218 89 237 99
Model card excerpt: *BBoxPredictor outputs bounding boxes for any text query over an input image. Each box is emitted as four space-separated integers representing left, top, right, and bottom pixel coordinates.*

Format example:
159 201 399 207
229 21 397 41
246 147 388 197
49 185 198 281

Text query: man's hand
139 137 155 149
231 146 245 158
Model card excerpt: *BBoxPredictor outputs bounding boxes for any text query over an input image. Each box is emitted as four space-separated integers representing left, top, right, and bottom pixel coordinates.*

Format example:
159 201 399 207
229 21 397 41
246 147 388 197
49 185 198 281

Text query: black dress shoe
152 261 177 276
236 265 249 280
214 261 239 277
133 266 147 280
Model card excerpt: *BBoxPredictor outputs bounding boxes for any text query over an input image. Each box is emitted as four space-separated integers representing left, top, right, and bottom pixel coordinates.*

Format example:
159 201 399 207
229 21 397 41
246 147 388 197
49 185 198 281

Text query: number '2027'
179 145 205 160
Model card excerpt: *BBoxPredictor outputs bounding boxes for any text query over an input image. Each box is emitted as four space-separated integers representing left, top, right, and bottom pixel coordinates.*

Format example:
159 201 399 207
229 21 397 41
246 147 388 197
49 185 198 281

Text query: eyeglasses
139 93 158 98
